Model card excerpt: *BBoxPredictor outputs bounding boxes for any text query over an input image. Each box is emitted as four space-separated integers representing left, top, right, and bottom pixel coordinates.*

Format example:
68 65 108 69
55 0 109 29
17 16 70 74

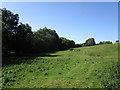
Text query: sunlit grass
1 44 120 88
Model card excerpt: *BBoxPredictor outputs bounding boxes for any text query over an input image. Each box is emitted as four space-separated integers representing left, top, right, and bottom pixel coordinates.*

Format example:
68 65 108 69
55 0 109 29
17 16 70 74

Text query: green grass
1 44 120 88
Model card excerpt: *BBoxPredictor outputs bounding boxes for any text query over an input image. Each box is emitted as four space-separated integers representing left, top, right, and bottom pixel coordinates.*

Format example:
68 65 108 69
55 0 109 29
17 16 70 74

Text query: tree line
2 8 75 56
76 38 114 47
2 8 116 56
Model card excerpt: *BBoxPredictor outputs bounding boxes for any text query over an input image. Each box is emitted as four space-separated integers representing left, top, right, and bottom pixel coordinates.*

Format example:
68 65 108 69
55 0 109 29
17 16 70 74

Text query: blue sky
2 2 118 44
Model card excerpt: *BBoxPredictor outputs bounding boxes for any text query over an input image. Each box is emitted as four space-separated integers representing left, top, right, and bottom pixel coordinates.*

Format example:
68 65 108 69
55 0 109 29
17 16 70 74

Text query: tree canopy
98 41 112 45
2 8 76 56
85 38 96 46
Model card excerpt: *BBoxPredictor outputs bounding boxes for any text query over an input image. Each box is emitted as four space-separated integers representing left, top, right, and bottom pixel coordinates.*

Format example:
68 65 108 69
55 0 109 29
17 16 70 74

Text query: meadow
1 44 120 88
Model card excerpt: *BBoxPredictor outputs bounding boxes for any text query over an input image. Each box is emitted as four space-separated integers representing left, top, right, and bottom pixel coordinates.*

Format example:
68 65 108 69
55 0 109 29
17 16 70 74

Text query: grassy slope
2 44 120 88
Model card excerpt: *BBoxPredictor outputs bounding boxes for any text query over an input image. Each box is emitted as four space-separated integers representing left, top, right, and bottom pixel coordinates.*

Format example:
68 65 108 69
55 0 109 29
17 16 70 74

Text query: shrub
44 73 48 75
69 48 73 51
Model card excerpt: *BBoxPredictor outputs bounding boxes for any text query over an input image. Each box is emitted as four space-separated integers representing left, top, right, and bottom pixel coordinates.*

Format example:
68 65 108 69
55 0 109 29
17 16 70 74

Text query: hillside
2 44 120 88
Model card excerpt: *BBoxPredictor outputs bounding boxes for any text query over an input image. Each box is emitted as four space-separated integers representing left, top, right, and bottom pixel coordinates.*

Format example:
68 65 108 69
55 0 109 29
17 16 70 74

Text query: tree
85 38 96 46
99 42 103 45
2 8 77 56
116 40 119 43
104 41 112 44
2 8 19 54
98 41 112 45
59 37 75 50
33 27 60 52
0 9 2 56
75 44 82 47
14 23 33 54
2 8 33 55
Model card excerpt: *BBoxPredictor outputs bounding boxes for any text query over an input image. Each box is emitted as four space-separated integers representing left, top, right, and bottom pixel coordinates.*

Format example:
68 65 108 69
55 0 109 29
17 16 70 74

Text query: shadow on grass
2 57 36 67
2 52 61 66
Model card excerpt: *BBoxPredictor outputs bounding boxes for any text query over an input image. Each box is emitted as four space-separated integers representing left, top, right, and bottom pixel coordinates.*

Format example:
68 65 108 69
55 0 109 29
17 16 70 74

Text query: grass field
1 44 120 88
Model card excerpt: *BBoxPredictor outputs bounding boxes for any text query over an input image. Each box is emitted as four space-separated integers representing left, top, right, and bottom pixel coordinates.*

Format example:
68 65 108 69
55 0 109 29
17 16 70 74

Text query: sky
1 2 118 44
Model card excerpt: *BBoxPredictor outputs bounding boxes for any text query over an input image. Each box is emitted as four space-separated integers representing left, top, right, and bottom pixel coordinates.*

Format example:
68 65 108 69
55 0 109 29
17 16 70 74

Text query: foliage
75 44 82 47
69 48 73 51
0 9 2 27
2 8 19 54
99 41 112 45
85 38 96 46
59 37 75 50
33 27 60 52
78 38 96 47
2 8 75 56
2 8 33 55
14 23 33 54
115 40 119 43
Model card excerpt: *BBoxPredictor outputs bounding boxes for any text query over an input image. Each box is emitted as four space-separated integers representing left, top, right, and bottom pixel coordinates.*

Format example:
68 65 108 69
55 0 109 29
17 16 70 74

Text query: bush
69 48 73 51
